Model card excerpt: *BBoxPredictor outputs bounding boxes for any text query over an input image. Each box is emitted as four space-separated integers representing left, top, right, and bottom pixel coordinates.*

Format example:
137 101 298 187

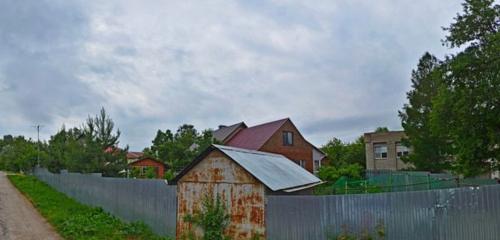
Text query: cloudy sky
0 0 463 150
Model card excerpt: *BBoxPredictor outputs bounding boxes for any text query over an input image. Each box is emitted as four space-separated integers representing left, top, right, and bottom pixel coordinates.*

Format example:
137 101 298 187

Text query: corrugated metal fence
34 168 177 237
266 185 500 240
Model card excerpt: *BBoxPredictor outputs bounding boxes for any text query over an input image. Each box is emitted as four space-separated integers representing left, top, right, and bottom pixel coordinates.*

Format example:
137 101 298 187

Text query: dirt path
0 171 62 240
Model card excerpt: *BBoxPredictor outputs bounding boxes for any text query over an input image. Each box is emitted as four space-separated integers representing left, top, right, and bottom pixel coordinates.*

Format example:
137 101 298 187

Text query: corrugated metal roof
225 118 288 150
214 145 321 191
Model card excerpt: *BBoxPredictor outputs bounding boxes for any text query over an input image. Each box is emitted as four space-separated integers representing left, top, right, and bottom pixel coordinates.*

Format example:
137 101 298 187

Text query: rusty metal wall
34 168 177 237
177 151 265 240
266 185 500 240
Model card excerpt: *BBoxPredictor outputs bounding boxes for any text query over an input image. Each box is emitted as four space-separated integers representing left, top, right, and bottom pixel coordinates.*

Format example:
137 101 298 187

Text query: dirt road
0 171 61 240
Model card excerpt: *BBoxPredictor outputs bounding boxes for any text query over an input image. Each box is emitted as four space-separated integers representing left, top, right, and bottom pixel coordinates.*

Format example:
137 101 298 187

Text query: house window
283 131 293 146
313 160 321 174
396 143 410 159
374 143 388 159
295 160 306 169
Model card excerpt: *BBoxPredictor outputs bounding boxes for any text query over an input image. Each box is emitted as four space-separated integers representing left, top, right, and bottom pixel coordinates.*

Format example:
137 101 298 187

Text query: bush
318 164 363 183
184 194 230 240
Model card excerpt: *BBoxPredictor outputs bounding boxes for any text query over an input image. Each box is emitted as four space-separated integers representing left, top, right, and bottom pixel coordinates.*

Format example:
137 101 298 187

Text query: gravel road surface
0 171 61 240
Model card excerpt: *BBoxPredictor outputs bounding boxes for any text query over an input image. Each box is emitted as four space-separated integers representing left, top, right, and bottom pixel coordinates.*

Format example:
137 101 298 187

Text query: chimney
218 125 227 129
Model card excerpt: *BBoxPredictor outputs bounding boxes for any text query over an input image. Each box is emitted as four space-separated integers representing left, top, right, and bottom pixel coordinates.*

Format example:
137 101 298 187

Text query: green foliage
184 194 230 240
399 53 451 172
45 108 128 176
145 125 216 173
318 164 363 183
164 169 176 181
401 0 499 176
129 166 157 179
374 127 389 133
145 167 157 179
321 136 365 168
8 174 171 240
0 135 46 172
329 221 385 240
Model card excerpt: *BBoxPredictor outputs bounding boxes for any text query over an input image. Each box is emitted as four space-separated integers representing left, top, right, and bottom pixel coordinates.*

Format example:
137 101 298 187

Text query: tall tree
399 53 451 172
46 108 127 176
433 0 499 176
402 0 499 176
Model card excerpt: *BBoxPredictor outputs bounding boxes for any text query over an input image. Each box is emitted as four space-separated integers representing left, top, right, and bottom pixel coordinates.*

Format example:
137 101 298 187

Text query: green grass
8 174 172 240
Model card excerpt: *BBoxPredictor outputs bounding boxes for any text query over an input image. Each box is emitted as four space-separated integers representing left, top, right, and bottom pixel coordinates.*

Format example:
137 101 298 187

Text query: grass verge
8 174 172 240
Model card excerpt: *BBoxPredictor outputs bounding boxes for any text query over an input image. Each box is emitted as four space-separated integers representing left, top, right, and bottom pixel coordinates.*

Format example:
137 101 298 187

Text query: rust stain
176 151 266 240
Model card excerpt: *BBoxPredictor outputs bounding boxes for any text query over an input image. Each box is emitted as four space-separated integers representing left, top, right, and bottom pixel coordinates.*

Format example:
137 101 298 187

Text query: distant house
173 144 322 239
364 131 413 171
213 118 326 174
128 157 166 179
126 151 144 163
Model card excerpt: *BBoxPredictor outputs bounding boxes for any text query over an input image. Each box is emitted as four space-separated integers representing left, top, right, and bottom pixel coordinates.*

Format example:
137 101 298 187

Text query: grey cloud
0 0 464 149
0 0 100 127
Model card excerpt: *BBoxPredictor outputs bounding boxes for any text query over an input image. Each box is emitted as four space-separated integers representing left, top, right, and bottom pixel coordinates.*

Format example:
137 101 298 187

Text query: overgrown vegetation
143 125 217 173
0 108 128 176
183 194 230 240
8 174 171 240
400 0 499 176
0 135 44 172
329 221 385 240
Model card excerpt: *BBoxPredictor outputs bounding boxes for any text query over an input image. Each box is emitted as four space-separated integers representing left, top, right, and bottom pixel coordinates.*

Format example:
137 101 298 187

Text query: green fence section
330 171 497 195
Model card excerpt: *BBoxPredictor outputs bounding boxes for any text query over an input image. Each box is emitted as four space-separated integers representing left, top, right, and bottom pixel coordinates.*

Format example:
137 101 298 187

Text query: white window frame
374 143 388 160
396 143 410 159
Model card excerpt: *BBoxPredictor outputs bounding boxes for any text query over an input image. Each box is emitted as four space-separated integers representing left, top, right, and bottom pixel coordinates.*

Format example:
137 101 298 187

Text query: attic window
283 131 293 146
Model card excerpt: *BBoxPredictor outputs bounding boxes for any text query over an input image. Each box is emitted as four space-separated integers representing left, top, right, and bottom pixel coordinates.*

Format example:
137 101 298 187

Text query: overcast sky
0 0 463 150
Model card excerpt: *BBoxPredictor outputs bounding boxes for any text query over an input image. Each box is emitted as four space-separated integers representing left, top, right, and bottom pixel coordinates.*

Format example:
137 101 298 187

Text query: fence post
345 181 348 194
364 180 368 193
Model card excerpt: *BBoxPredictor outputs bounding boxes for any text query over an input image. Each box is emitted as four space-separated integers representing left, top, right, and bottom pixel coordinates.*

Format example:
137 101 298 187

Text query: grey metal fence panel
266 185 500 240
34 168 177 237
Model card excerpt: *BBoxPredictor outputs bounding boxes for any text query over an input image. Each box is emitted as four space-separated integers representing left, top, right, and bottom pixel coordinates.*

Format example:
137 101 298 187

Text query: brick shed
172 144 322 239
128 157 167 179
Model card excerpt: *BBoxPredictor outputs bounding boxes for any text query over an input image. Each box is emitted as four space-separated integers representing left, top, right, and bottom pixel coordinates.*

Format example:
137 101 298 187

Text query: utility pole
34 125 43 167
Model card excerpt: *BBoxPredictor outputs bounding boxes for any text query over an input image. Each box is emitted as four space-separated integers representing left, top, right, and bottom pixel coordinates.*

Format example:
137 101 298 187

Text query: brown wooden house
128 157 167 179
213 118 327 174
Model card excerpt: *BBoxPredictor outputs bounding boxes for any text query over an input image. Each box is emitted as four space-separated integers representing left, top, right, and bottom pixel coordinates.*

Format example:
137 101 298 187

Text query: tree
144 124 216 172
374 127 389 133
319 135 365 184
321 136 365 168
0 136 46 172
402 0 499 176
399 53 451 172
46 108 127 176
433 0 499 176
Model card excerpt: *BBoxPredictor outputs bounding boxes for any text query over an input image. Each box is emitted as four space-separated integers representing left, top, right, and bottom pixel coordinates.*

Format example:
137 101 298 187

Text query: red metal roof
225 118 289 150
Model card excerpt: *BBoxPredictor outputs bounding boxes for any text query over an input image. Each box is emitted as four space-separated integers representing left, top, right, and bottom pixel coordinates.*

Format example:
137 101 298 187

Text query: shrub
184 194 230 240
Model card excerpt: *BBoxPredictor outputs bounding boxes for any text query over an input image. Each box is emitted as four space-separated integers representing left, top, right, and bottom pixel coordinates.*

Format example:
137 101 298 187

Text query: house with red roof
213 118 326 174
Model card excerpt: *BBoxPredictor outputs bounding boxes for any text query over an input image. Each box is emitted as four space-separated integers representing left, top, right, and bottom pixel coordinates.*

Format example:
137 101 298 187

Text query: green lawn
8 174 172 240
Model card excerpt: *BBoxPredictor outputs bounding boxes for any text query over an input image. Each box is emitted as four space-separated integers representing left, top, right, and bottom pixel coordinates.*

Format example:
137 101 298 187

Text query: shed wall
177 151 265 240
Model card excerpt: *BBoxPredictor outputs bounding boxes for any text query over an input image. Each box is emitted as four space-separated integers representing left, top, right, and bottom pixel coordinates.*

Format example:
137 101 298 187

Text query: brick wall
259 121 314 173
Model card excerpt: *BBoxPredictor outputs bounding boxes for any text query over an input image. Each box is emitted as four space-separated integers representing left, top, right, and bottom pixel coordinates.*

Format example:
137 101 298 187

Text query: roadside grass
8 174 172 240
